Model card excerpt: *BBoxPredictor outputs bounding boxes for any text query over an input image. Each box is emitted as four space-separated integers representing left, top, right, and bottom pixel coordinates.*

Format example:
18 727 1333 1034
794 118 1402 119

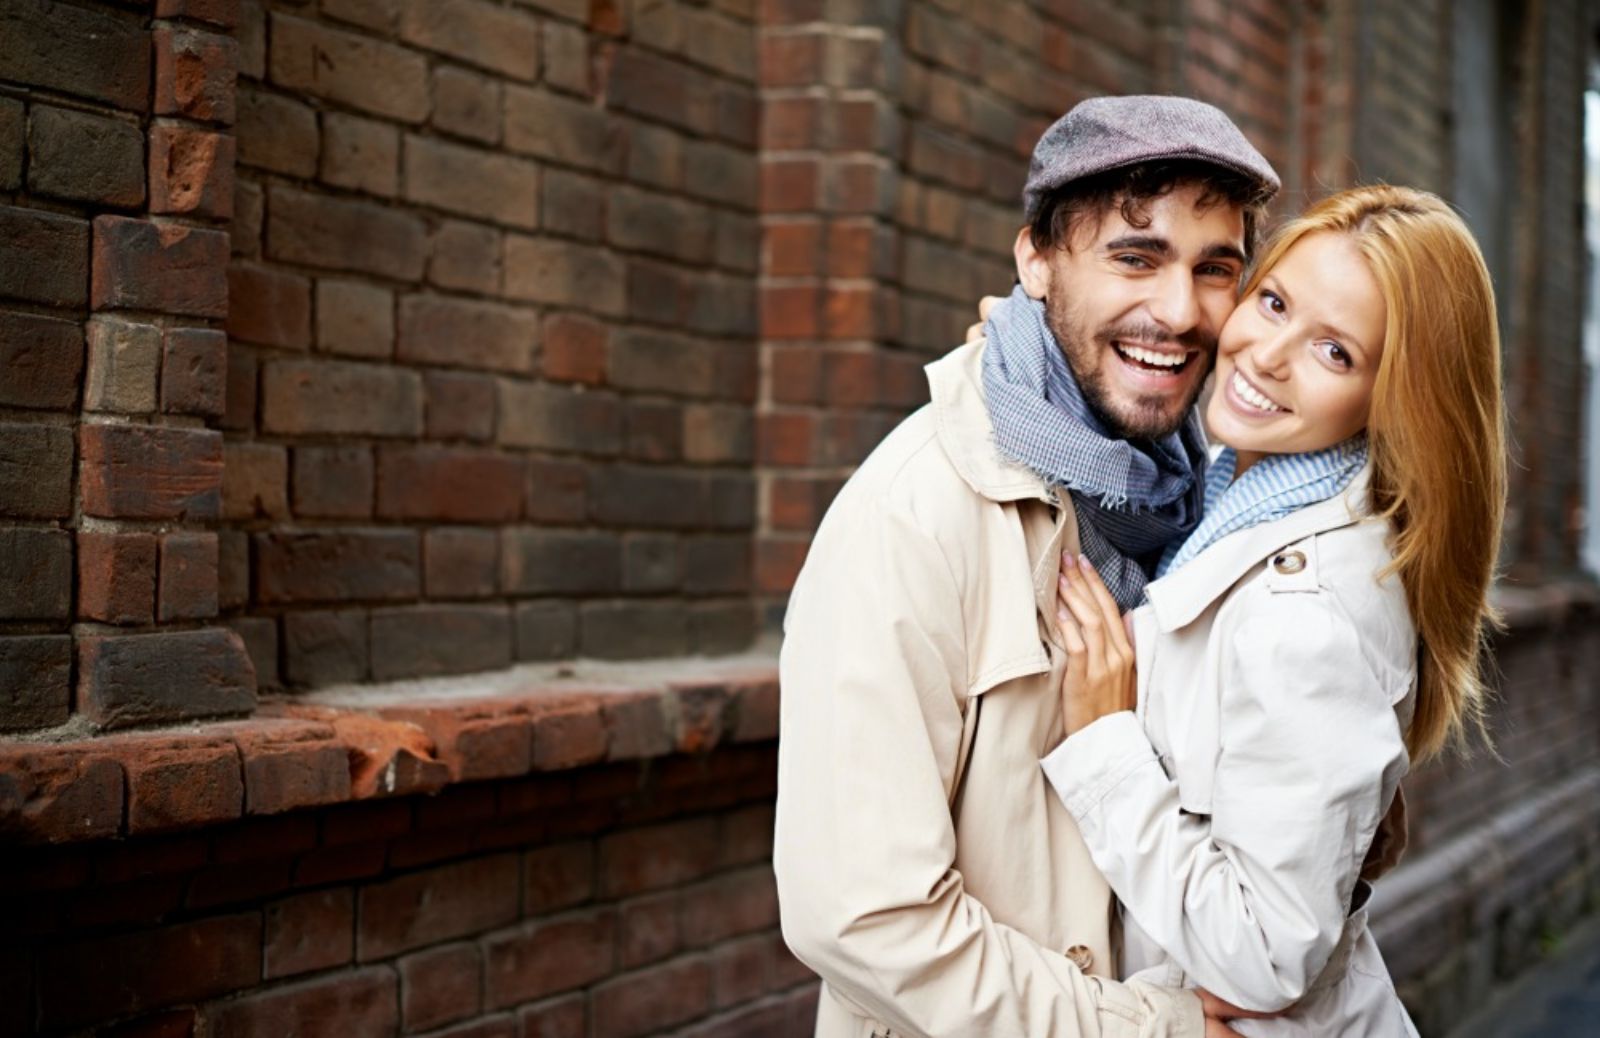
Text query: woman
1032 185 1504 1036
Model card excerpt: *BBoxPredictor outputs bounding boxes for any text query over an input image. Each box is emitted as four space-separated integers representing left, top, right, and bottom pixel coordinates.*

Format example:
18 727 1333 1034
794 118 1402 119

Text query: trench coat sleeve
775 500 1204 1038
1039 591 1409 1012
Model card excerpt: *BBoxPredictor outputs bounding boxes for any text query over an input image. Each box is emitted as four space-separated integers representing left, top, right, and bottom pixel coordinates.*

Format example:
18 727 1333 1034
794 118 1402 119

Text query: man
773 97 1278 1037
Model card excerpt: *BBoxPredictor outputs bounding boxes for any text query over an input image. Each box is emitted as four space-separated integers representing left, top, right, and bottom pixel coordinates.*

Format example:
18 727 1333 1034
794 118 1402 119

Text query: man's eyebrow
1101 235 1172 258
1200 243 1248 266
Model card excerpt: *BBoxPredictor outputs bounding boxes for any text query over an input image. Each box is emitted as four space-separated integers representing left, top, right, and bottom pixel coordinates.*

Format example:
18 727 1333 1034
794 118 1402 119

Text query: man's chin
1098 394 1197 441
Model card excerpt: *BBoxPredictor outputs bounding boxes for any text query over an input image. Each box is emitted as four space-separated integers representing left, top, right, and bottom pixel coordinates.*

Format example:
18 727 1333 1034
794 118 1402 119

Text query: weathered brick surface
78 530 158 625
0 0 152 111
158 531 220 622
261 358 422 437
376 445 524 522
153 27 239 124
80 424 223 521
270 14 429 121
161 327 227 418
149 124 235 218
77 629 256 730
369 605 514 679
483 908 617 1008
267 185 427 281
0 204 90 308
291 445 373 518
84 316 161 413
399 942 483 1032
92 216 229 318
27 104 145 207
255 530 419 604
264 888 355 979
0 423 74 519
203 967 397 1037
0 309 82 411
359 854 519 960
316 278 394 357
397 294 539 372
0 635 72 731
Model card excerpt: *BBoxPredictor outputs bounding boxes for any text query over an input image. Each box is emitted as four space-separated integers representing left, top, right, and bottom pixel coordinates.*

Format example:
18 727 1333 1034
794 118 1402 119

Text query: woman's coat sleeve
1039 591 1409 1011
775 501 1203 1038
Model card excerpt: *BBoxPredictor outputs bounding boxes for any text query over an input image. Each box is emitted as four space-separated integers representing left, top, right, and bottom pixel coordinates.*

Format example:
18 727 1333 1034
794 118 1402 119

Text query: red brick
757 412 814 467
261 358 422 437
542 312 607 384
203 967 397 1038
404 134 541 229
754 538 807 593
623 399 685 462
92 216 229 318
80 424 222 521
358 854 520 960
680 865 779 947
710 934 771 1007
529 700 607 770
398 294 538 372
316 278 393 358
399 942 482 1031
117 736 242 834
0 204 89 309
377 703 532 781
425 371 497 442
218 530 248 609
483 908 617 1008
222 441 289 521
0 746 123 844
264 888 354 979
0 309 82 411
0 635 72 731
160 327 226 418
226 264 312 350
154 27 237 123
78 530 156 625
271 14 428 121
38 914 260 1030
761 284 819 339
433 64 503 144
759 31 822 86
283 707 446 799
267 185 427 281
425 526 499 598
399 0 542 80
158 531 218 622
222 719 350 814
376 445 524 522
319 798 414 847
598 816 719 897
592 956 712 1038
368 604 514 680
428 219 503 294
619 891 680 968
320 112 399 196
290 445 373 519
763 221 820 277
149 124 234 218
729 679 779 742
518 994 587 1038
522 839 594 913
256 529 417 604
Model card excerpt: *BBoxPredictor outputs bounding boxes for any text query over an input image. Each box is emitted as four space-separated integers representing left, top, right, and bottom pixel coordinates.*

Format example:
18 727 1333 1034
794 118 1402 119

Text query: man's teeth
1118 343 1187 368
1232 371 1283 412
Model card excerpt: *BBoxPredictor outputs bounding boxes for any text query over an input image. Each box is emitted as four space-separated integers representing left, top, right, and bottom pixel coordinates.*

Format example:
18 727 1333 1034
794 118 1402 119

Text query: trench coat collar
926 339 1057 505
1143 465 1376 634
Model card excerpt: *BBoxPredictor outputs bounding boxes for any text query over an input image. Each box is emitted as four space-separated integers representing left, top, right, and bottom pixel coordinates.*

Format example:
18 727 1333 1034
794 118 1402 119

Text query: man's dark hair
1028 159 1272 259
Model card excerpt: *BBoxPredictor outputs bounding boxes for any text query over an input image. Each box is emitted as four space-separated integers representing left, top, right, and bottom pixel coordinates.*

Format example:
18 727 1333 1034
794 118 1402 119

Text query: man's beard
1045 293 1214 441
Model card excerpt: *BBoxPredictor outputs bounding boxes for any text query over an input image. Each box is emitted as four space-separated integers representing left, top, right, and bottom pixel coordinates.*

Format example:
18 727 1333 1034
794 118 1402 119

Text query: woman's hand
1056 552 1137 735
963 294 1006 343
1198 987 1278 1027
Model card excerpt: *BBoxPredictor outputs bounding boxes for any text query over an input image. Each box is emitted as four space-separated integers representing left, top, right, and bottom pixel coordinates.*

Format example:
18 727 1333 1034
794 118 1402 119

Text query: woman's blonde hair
1240 184 1507 762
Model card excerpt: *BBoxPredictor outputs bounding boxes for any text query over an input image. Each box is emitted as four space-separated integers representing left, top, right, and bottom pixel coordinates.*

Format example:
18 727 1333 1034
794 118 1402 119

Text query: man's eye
1197 263 1236 278
1115 255 1152 270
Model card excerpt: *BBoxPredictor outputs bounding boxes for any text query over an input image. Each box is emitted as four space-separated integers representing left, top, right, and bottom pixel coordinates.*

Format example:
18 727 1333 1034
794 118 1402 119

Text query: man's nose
1147 270 1200 335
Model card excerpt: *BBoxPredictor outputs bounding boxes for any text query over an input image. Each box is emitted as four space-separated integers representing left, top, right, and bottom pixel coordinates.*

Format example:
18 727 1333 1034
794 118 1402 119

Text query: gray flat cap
1023 95 1280 221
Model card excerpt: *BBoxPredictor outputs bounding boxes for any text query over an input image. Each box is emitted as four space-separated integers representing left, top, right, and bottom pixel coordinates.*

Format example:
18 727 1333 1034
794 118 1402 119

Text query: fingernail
1078 553 1094 571
1061 552 1078 569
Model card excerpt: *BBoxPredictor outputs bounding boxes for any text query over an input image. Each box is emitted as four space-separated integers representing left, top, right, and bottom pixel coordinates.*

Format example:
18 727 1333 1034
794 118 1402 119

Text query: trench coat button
1064 944 1094 971
1272 549 1307 575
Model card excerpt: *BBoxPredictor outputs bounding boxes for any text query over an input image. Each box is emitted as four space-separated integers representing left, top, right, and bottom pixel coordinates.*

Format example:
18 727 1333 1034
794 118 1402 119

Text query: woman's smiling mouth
1228 369 1287 413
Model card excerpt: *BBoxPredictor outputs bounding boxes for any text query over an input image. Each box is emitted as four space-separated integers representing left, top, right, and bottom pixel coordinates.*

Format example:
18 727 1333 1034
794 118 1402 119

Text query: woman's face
1206 231 1387 461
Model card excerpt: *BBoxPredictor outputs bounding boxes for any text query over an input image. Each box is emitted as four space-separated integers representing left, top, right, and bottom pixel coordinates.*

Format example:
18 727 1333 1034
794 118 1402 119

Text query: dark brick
432 64 502 145
400 942 482 1032
592 466 708 529
320 112 399 196
77 629 257 730
0 0 152 111
513 601 578 661
261 358 422 437
0 423 74 519
80 424 223 521
0 635 72 731
315 278 393 357
427 219 502 294
149 124 235 218
397 294 538 373
542 168 607 241
425 527 499 598
0 310 83 410
358 855 520 961
684 404 754 464
0 744 123 844
580 601 689 659
155 0 241 28
399 0 540 79
27 105 144 207
218 529 248 611
267 185 427 281
500 529 620 594
236 87 318 177
592 957 711 1037
376 445 524 522
0 204 90 308
622 534 681 592
229 616 279 690
221 442 289 521
504 85 624 172
689 601 756 655
77 530 157 625
0 530 71 620
402 133 541 230
282 609 368 686
228 263 312 350
525 456 588 523
264 889 354 980
222 342 257 431
519 994 587 1038
291 445 374 519
369 605 513 680
271 14 429 122
203 967 397 1038
483 908 616 1008
91 216 229 318
158 531 218 622
425 371 496 442
502 234 626 315
683 536 751 594
254 530 419 604
0 96 20 190
496 379 621 455
161 327 227 418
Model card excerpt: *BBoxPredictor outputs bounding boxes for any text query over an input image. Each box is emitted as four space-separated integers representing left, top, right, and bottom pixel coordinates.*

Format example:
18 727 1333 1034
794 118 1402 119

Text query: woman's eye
1320 341 1352 368
1259 290 1286 316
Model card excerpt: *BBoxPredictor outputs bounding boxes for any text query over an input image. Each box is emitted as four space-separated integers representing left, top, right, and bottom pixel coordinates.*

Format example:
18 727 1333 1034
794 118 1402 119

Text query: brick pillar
0 0 255 733
754 2 913 623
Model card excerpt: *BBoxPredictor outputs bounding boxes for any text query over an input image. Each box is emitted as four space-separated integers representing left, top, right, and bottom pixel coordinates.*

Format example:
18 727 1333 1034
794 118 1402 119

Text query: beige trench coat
775 341 1203 1038
1040 469 1420 1036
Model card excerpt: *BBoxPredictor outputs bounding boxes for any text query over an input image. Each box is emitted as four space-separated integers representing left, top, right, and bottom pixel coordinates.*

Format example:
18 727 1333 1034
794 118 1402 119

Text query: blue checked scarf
981 285 1207 610
1157 434 1369 577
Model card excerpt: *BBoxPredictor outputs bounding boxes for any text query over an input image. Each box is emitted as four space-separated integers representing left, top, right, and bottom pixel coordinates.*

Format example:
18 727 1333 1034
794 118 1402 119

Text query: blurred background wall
1 1 1598 1035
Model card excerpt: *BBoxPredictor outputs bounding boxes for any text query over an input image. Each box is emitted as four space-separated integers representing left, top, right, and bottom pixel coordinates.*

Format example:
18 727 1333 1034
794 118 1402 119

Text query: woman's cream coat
1040 469 1420 1036
775 341 1204 1037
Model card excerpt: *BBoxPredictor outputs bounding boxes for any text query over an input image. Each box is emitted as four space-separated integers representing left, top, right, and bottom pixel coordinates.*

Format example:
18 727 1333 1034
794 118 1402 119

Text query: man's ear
1014 227 1052 300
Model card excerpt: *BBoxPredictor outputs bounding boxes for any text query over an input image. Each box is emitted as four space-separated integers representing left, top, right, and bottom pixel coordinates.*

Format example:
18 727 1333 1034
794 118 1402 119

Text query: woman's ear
1014 227 1052 300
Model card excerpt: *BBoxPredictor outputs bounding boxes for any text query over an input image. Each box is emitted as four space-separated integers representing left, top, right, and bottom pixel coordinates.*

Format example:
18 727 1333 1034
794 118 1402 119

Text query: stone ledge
0 652 779 846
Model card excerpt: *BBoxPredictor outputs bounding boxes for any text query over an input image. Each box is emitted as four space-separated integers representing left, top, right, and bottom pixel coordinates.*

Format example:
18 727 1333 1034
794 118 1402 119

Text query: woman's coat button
1064 944 1094 970
1273 549 1307 575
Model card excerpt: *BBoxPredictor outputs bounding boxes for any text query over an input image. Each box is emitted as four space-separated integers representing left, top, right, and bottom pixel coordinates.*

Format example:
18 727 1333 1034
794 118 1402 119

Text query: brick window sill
0 650 779 846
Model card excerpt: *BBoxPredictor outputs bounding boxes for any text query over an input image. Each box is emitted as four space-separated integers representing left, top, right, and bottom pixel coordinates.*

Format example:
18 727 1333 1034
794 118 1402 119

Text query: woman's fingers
964 319 985 344
1075 554 1133 658
978 294 1003 321
1057 565 1107 674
